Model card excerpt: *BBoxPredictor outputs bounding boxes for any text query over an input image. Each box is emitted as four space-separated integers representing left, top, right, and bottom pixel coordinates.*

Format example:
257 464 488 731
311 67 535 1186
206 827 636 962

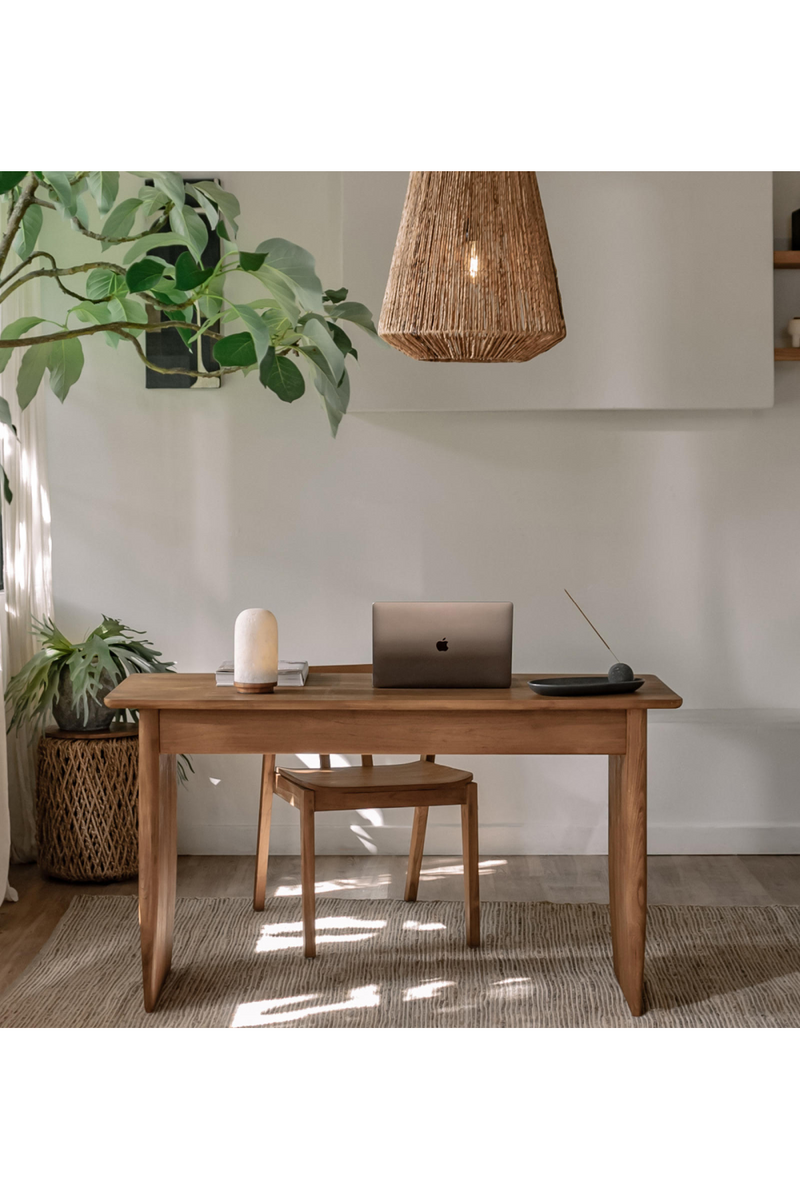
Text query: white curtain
0 605 17 901
0 273 55 874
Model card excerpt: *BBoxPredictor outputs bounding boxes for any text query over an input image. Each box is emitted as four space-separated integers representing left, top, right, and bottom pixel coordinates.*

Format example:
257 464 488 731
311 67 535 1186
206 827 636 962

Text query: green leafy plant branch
0 171 381 497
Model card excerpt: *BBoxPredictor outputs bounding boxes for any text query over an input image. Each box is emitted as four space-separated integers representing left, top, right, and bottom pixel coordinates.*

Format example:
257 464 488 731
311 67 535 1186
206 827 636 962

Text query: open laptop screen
372 601 513 688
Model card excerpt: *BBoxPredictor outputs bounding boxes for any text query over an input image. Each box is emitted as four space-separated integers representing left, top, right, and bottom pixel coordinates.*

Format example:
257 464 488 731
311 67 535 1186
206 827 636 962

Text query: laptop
372 601 513 688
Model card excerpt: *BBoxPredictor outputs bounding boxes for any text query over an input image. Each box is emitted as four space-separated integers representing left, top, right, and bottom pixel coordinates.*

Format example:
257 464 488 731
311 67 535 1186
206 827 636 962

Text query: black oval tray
528 676 645 697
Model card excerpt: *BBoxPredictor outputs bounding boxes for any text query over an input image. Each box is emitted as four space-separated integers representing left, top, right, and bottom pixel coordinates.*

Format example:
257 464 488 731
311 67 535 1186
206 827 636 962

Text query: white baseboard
647 824 800 854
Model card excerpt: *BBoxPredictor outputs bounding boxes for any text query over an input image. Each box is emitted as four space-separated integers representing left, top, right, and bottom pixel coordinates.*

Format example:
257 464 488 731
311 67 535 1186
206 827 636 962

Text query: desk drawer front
158 709 627 755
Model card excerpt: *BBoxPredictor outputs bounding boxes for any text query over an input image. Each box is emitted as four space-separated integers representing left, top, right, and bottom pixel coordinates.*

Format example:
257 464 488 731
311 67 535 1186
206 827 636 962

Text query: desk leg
300 794 316 958
608 709 647 1016
138 709 177 1013
254 755 276 911
461 783 480 948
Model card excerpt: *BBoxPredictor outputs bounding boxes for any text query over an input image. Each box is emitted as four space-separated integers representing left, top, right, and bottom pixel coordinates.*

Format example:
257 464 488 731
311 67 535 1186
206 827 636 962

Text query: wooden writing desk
105 668 682 1015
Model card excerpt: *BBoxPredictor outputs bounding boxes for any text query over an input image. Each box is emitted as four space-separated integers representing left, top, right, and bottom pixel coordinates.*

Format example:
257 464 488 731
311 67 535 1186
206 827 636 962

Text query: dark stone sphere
608 662 635 683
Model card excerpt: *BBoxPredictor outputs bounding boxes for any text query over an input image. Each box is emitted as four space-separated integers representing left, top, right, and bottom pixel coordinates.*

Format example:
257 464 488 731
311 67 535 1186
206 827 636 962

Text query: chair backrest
309 665 432 770
318 752 433 768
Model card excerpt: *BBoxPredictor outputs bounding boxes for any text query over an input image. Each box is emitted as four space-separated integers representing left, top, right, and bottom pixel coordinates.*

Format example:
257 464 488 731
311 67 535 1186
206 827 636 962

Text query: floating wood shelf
774 254 800 358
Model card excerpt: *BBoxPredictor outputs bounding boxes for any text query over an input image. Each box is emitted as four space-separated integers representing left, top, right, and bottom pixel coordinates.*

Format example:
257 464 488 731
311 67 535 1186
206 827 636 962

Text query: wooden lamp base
233 681 276 694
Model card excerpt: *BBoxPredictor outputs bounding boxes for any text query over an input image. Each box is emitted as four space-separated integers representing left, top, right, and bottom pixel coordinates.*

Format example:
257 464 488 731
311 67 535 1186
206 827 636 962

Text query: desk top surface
106 671 683 712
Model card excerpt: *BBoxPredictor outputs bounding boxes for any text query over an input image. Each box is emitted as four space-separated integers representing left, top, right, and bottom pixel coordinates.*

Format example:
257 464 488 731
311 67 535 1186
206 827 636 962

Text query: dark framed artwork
145 177 222 389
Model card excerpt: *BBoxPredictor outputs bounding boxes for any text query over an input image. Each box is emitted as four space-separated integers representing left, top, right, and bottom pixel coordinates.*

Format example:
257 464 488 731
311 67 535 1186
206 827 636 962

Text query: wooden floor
2 854 799 999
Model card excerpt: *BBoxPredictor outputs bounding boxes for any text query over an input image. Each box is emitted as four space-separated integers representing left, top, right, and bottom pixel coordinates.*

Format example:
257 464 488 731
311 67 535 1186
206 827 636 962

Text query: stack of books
215 660 309 687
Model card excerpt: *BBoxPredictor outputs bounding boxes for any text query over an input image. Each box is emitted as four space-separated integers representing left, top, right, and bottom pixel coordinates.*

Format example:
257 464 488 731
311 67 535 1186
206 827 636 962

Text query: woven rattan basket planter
35 726 139 882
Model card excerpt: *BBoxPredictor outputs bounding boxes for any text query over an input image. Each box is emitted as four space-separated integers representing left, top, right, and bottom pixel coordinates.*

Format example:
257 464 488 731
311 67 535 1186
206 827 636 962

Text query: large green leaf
152 288 190 307
117 297 148 325
0 172 27 194
12 203 43 260
255 238 323 311
302 317 345 386
70 191 90 233
324 363 350 414
108 297 127 325
16 343 50 408
247 298 283 312
212 332 257 367
230 303 271 364
0 316 45 373
137 186 170 219
193 181 240 238
325 300 381 342
71 300 111 326
107 296 148 337
239 251 267 272
328 321 357 361
174 251 214 292
43 172 76 215
87 268 124 301
165 308 194 347
126 258 166 293
152 172 187 210
323 287 348 304
87 171 119 215
259 349 305 402
0 394 17 433
251 264 301 324
262 308 292 338
301 343 353 397
48 339 85 402
311 363 350 436
183 184 219 229
123 232 190 264
100 197 142 243
197 294 223 321
170 205 208 264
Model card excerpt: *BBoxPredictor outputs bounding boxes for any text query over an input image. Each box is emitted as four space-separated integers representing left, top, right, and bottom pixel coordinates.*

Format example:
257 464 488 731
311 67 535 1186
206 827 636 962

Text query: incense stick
564 589 620 662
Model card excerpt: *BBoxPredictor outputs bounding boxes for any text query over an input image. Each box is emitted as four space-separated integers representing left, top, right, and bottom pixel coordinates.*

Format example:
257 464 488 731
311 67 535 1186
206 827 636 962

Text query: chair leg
253 755 275 911
405 806 430 901
460 783 480 948
300 793 316 957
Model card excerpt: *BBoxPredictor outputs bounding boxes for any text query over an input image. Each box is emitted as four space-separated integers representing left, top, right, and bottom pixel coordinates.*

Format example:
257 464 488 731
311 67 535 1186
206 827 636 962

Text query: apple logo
436 637 448 652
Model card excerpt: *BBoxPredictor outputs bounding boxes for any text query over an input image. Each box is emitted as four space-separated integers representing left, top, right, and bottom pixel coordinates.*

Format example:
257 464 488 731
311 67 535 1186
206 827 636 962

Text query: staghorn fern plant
5 615 192 781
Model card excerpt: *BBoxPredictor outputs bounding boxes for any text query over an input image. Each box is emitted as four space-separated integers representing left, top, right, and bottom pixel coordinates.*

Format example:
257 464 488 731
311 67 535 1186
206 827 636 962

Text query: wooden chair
252 669 480 957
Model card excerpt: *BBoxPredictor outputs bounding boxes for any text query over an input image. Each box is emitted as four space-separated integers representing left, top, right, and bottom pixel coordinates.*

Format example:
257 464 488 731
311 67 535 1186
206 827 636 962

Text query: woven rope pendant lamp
379 172 566 363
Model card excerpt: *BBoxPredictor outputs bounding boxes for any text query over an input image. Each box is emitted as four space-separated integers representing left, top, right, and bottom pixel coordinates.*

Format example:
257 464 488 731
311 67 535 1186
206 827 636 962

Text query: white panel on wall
344 172 774 411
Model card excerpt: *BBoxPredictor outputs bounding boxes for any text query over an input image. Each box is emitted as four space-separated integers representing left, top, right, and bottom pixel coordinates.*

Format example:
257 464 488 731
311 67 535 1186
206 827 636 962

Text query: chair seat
278 759 473 793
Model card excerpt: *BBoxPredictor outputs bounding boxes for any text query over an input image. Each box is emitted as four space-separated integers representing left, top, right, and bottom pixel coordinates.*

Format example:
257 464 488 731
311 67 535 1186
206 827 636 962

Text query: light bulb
468 240 479 279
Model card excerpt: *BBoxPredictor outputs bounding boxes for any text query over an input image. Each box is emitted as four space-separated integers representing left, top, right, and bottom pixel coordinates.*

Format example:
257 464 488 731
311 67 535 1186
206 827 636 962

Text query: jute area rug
1 896 799 1028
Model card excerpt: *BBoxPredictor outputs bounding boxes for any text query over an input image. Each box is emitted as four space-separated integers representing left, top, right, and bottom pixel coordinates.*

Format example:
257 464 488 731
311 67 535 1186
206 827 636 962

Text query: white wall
39 172 800 855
